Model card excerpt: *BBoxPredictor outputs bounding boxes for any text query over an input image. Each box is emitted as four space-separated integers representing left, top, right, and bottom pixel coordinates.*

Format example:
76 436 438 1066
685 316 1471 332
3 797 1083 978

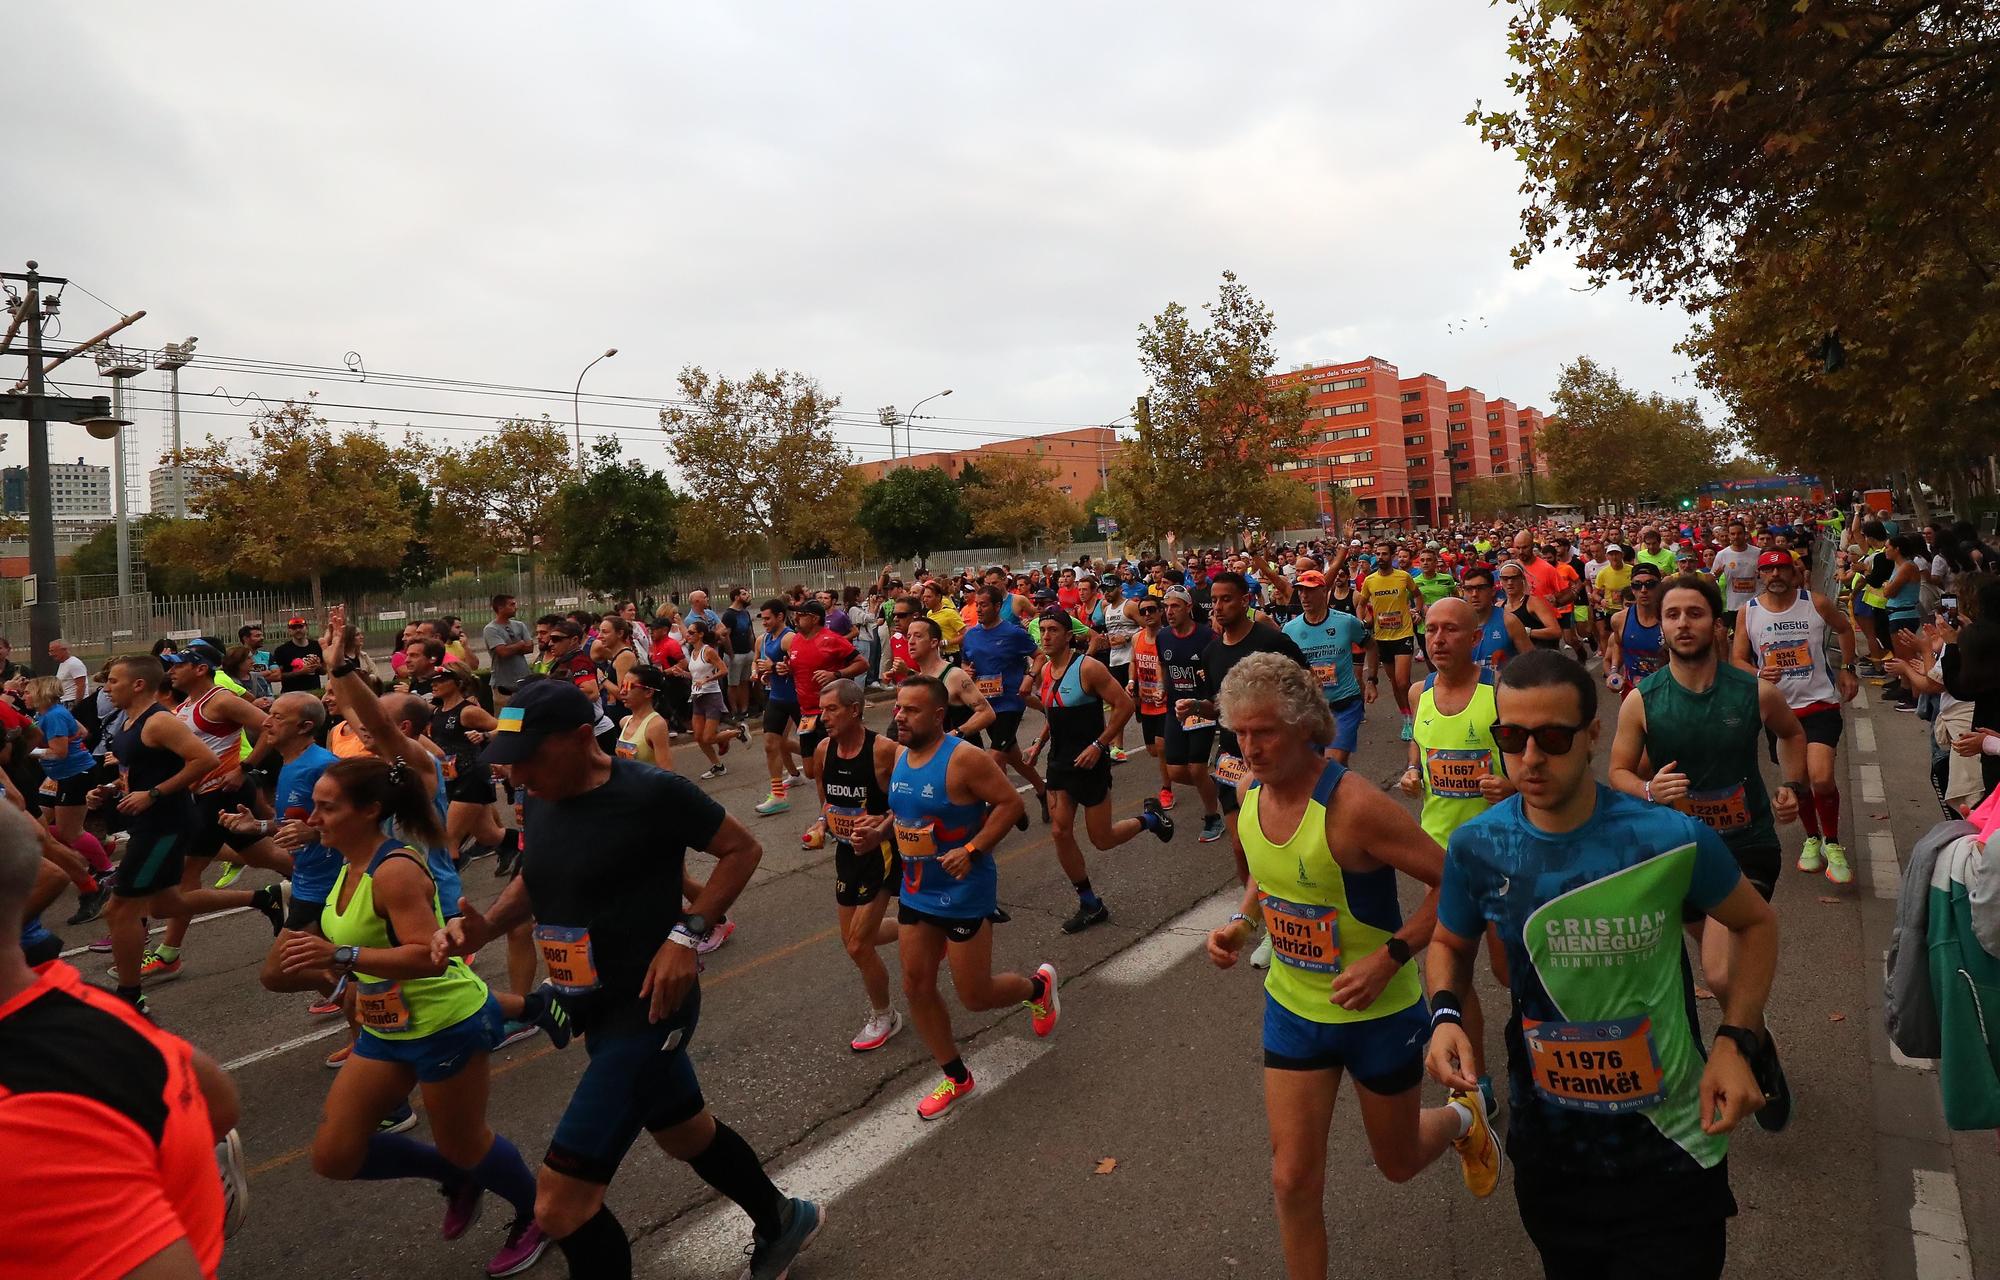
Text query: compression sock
1797 788 1822 839
556 1206 631 1280
687 1120 787 1240
354 1131 460 1186
465 1133 537 1223
771 776 787 798
1446 1098 1475 1139
76 833 112 874
1817 786 1841 843
1137 810 1162 834
941 1055 972 1084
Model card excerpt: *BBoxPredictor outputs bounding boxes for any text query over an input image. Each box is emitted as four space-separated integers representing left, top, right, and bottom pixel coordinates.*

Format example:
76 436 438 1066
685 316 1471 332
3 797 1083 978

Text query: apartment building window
1448 401 1467 413
1408 456 1426 467
1411 478 1428 490
1399 390 1421 403
1404 435 1424 446
1486 411 1500 421
1449 422 1468 433
1318 426 1370 443
1326 449 1373 466
1323 376 1367 391
1323 401 1368 417
1452 461 1470 473
1401 413 1423 425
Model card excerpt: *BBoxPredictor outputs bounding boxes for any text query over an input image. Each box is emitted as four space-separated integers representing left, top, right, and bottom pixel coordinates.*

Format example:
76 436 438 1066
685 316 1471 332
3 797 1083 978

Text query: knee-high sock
1798 786 1822 838
354 1131 460 1186
1817 786 1840 843
466 1132 537 1223
688 1120 786 1238
556 1206 631 1280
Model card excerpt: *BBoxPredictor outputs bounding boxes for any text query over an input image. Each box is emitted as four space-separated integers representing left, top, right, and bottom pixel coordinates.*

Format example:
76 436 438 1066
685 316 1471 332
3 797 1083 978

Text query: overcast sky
5 2 1716 507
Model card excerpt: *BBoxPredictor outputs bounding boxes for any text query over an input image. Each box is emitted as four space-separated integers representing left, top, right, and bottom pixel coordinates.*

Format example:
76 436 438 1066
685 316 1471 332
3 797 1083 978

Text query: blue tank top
889 734 997 920
1885 567 1922 618
378 755 462 921
762 628 797 704
1620 608 1666 683
1470 607 1516 672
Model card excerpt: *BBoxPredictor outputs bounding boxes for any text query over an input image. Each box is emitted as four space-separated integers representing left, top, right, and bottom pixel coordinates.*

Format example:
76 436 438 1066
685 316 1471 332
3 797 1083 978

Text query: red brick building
1268 358 1547 527
857 425 1121 503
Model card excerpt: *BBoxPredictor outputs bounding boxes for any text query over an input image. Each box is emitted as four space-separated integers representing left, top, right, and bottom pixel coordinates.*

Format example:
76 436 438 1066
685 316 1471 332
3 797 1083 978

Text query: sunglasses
1631 579 1660 588
1490 721 1588 754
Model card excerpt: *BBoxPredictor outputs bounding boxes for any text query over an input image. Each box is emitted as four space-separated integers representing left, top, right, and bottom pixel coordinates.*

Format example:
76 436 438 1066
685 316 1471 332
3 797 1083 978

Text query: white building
2 458 112 518
148 464 202 515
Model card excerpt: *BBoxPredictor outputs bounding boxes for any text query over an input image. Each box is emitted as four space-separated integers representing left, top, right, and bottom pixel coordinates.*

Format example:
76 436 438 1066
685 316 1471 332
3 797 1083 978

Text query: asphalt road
40 659 1991 1280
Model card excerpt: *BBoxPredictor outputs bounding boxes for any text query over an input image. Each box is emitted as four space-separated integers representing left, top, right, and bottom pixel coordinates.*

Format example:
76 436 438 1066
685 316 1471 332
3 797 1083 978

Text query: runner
1128 593 1178 811
1101 580 1143 762
811 678 904 1053
784 600 866 850
1593 543 1634 651
1731 549 1861 883
683 618 748 781
1398 597 1511 1115
1711 521 1761 635
613 667 677 771
1279 568 1376 766
1157 587 1224 844
1411 545 1458 666
1499 560 1565 653
752 600 803 817
435 680 822 1280
959 586 1052 826
1426 649 1779 1279
1021 608 1172 934
1204 652 1498 1280
1463 564 1533 674
907 616 998 750
1611 571 1803 1131
1362 543 1424 740
857 675 1056 1120
720 588 758 726
266 756 549 1275
430 665 508 868
1603 561 1667 695
241 692 343 1010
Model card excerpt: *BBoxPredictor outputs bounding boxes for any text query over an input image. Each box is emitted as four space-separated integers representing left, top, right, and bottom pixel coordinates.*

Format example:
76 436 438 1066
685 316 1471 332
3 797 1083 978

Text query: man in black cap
433 680 821 1280
270 616 324 694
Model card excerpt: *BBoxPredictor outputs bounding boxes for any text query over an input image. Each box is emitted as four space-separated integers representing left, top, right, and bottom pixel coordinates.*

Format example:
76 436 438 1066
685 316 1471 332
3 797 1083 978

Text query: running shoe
917 1075 975 1120
379 1103 418 1134
1142 797 1175 843
487 1220 550 1278
216 1128 250 1239
744 1197 823 1279
495 1020 540 1051
1750 1028 1793 1132
987 906 1012 925
87 932 118 954
1157 787 1175 811
1013 801 1029 832
325 1043 352 1069
252 884 286 936
1822 841 1853 885
754 793 791 816
308 994 344 1018
1449 1089 1502 1197
1249 934 1273 970
696 919 737 955
736 720 751 745
1061 900 1109 934
1477 1075 1498 1123
700 764 727 780
1108 746 1129 764
67 882 109 926
213 860 245 889
1027 962 1060 1037
1796 836 1825 874
1198 813 1225 844
524 984 574 1050
850 1008 902 1053
137 950 182 984
784 770 806 788
441 1177 484 1241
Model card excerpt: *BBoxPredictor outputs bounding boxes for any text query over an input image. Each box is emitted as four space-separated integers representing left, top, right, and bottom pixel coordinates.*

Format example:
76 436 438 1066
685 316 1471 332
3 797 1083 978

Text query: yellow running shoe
1450 1089 1502 1198
213 860 244 888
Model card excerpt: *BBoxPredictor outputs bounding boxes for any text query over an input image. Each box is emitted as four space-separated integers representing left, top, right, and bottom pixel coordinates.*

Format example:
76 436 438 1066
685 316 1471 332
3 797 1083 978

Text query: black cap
166 640 226 669
795 598 826 617
481 680 596 765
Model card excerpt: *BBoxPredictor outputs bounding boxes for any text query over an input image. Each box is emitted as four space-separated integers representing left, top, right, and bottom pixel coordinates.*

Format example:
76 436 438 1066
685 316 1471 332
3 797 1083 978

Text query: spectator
45 640 87 707
270 616 324 693
481 594 533 704
0 637 27 683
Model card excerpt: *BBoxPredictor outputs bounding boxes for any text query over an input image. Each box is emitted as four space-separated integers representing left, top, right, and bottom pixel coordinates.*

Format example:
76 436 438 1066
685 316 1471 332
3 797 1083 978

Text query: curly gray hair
1217 652 1333 748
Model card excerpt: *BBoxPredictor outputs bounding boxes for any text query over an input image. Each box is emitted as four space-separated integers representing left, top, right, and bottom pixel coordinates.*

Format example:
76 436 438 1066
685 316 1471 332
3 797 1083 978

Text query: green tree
429 417 573 601
1539 357 1724 508
170 399 419 604
1107 271 1317 547
1451 475 1535 522
856 466 968 567
958 452 1083 559
660 367 855 584
548 438 686 597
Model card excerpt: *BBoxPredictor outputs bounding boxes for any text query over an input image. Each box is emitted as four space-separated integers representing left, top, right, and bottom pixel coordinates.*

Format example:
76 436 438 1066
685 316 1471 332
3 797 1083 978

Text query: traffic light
1678 496 1695 510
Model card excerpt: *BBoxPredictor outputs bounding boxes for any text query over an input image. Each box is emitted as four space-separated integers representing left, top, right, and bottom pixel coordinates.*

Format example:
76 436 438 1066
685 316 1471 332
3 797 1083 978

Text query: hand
1364 680 1378 705
1398 765 1422 797
220 804 265 836
1023 739 1044 767
1174 698 1196 719
1836 668 1859 702
1757 661 1782 684
939 848 973 879
1329 948 1399 1011
1699 1036 1766 1134
1647 761 1689 806
1891 627 1925 661
1477 774 1515 803
1425 1021 1481 1093
1953 729 1996 758
1073 742 1103 770
278 929 336 975
430 897 491 964
852 812 895 848
272 819 314 852
1205 919 1253 968
639 937 699 1024
1772 783 1800 825
466 729 485 745
87 784 119 811
116 788 155 816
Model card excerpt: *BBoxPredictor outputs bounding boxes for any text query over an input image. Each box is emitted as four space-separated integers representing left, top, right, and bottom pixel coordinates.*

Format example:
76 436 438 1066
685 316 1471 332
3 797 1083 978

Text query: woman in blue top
27 675 96 847
1880 533 1927 709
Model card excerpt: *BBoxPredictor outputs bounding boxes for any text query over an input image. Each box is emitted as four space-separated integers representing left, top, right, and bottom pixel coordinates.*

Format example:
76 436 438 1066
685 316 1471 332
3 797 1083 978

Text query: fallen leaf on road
1871 812 1889 820
1817 896 1842 904
1829 1012 1847 1023
1094 1158 1118 1175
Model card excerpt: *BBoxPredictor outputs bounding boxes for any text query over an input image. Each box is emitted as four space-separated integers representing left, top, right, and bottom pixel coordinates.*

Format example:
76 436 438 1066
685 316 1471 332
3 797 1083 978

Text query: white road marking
656 1038 1050 1274
221 1024 346 1071
1868 832 1901 900
60 904 255 958
1910 1168 1971 1280
1096 888 1238 985
1855 687 1870 710
1859 762 1885 804
1853 718 1876 754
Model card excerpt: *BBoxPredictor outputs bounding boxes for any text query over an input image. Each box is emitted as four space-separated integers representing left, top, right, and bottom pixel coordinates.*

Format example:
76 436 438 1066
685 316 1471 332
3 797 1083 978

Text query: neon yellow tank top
321 841 489 1041
1240 760 1421 1024
1413 673 1502 850
615 708 660 764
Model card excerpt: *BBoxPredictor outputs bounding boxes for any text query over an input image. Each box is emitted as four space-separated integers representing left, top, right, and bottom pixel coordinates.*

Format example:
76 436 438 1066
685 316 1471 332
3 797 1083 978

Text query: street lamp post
154 338 197 517
901 389 953 458
573 347 617 468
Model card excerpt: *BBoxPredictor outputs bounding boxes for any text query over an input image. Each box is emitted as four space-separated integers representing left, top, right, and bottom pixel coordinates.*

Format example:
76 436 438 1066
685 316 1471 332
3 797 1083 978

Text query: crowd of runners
3 490 1992 1280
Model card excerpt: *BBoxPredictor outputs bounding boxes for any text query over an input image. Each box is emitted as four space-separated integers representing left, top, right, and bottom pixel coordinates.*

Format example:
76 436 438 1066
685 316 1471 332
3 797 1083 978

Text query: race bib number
1375 610 1406 634
615 737 638 759
824 804 865 845
976 675 1003 697
1761 640 1813 675
893 820 939 860
1136 676 1164 707
1523 1014 1665 1115
440 756 459 782
1310 662 1343 690
1425 748 1489 799
799 714 819 733
195 764 236 796
356 979 412 1033
1213 754 1250 787
37 776 57 799
1258 895 1341 974
1180 711 1217 731
1730 576 1757 595
533 924 601 996
1687 783 1752 832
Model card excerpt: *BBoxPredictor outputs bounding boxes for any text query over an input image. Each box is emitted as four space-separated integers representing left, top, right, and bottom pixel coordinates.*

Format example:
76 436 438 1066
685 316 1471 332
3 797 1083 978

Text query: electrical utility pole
97 346 146 595
156 338 196 517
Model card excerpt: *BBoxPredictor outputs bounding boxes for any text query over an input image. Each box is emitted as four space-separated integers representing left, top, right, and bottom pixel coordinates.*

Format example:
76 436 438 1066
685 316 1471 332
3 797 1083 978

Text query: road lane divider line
1095 888 1238 985
1910 1168 1971 1280
655 1038 1050 1275
1867 832 1900 900
60 904 253 958
1859 762 1885 804
1852 718 1876 755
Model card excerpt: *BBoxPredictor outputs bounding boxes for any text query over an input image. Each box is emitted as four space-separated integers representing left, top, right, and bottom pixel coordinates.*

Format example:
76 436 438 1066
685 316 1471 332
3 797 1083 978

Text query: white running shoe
216 1129 250 1239
850 1008 902 1052
1249 934 1273 970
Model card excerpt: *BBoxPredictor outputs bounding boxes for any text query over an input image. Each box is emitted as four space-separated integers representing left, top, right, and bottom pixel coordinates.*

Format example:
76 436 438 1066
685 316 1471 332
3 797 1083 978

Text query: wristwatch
331 944 360 972
679 913 710 940
1714 1023 1761 1058
1385 936 1413 965
331 658 361 678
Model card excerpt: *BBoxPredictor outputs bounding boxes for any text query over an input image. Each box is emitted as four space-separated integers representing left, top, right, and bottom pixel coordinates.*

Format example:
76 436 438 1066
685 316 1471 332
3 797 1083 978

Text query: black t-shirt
721 607 755 656
1201 620 1311 755
271 640 323 693
1154 623 1215 707
521 760 724 1034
